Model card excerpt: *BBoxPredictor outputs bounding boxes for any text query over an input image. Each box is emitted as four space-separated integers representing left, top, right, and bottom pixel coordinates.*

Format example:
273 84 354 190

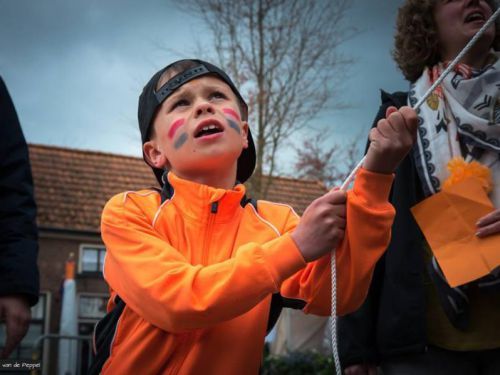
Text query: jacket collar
166 172 247 222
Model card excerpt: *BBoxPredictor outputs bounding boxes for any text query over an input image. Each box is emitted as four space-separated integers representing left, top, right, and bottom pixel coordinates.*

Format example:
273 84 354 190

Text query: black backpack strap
160 176 174 204
266 294 307 334
88 295 126 375
267 294 283 334
240 194 257 210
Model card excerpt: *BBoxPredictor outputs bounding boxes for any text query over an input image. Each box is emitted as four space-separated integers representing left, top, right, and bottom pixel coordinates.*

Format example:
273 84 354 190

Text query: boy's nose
195 102 216 117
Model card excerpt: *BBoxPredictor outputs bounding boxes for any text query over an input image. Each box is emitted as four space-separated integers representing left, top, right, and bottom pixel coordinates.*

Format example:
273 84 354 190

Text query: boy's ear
241 121 249 149
143 141 168 169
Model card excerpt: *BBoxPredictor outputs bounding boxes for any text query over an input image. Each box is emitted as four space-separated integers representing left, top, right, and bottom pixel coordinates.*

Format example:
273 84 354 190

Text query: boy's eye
210 91 226 100
171 99 189 110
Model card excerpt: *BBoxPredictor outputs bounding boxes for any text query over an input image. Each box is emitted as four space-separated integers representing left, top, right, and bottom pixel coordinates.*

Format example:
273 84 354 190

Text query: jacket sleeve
279 168 395 316
101 193 307 333
0 76 39 306
337 90 408 367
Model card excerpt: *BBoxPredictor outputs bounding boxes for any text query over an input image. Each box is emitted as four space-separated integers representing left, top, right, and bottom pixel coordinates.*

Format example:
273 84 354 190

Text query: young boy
96 59 417 374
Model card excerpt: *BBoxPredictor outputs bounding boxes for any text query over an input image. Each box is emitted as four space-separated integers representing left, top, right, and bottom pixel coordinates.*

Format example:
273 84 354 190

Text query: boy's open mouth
194 121 224 138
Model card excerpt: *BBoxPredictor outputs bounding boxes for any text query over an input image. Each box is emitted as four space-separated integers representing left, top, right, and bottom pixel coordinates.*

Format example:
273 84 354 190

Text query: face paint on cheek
227 118 241 134
222 108 241 121
222 108 241 134
168 118 185 140
174 132 188 150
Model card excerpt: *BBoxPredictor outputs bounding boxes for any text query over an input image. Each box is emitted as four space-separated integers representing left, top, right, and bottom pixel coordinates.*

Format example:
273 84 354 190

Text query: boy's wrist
290 232 312 262
353 167 394 205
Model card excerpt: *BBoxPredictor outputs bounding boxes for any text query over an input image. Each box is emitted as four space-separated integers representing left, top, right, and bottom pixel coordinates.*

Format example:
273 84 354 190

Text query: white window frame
77 292 109 322
78 243 106 274
40 291 51 375
75 292 109 375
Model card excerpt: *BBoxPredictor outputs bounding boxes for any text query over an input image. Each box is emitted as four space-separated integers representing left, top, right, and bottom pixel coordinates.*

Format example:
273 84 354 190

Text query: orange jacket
100 168 395 374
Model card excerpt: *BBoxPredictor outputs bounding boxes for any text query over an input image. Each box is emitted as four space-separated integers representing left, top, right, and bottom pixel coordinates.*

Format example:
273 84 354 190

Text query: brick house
20 144 327 374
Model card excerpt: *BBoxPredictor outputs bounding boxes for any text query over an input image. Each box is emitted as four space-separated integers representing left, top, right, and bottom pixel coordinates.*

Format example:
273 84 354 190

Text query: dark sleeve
0 76 39 306
338 90 408 368
338 260 384 367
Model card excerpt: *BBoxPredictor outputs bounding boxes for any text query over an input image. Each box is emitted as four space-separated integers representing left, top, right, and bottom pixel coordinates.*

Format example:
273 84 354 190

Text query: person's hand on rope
363 106 418 174
0 295 31 358
343 363 378 375
476 208 500 238
292 188 346 262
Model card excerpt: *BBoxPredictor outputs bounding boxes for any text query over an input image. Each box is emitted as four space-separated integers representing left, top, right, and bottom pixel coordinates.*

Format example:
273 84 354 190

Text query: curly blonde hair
393 0 500 82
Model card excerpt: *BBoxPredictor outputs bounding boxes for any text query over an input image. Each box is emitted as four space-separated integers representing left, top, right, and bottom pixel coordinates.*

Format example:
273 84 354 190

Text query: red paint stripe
168 119 185 139
222 108 240 121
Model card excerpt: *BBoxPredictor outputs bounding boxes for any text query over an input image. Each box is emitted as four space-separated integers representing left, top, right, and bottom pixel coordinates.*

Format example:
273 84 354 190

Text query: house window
78 293 108 374
78 294 108 320
79 244 106 273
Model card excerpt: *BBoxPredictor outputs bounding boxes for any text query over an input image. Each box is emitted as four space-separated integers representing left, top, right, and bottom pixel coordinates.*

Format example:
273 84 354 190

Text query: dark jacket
338 90 428 367
0 76 39 306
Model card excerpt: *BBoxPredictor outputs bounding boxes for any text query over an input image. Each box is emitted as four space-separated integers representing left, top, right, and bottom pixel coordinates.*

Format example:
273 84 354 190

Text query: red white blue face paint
223 108 241 134
168 118 188 150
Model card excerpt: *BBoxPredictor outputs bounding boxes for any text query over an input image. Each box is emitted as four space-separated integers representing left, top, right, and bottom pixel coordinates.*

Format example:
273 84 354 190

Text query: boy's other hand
363 106 418 174
292 189 347 262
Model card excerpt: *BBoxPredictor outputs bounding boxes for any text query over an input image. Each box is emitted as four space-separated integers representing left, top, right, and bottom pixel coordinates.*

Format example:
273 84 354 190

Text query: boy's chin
171 146 242 172
198 158 238 172
197 148 242 162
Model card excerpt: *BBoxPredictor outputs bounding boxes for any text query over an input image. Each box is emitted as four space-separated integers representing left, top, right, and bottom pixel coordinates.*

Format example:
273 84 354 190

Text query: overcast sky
0 0 407 175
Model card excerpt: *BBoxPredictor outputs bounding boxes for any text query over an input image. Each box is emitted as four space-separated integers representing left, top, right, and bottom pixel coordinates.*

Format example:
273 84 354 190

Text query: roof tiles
29 144 327 232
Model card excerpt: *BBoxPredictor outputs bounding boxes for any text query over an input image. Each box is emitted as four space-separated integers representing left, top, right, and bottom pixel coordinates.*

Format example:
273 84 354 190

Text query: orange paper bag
411 177 500 287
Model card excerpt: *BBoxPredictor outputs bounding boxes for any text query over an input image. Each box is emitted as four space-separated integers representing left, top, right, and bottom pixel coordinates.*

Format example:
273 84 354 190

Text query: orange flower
443 157 493 193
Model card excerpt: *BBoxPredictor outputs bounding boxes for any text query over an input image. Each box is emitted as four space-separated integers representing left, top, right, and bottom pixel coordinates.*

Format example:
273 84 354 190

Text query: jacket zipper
171 203 218 374
202 201 218 265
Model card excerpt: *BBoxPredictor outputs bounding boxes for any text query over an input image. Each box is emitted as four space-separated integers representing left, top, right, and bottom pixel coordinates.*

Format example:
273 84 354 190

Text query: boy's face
143 76 249 180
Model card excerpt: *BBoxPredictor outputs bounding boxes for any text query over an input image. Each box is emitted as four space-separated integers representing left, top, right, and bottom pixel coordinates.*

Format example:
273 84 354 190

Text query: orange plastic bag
411 177 500 287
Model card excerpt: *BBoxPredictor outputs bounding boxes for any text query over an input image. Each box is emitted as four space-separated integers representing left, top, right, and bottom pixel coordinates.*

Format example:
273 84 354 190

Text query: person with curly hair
339 0 500 374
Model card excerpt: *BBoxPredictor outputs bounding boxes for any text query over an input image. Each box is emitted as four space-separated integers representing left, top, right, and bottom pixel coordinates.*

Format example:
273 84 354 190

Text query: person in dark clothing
0 76 39 358
340 1 500 374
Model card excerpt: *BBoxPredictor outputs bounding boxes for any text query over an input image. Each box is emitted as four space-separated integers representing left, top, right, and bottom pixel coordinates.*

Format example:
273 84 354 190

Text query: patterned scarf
410 52 500 207
409 54 500 330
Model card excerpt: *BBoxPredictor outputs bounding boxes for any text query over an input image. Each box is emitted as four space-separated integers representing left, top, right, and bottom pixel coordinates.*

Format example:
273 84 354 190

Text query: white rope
329 8 500 375
329 253 341 374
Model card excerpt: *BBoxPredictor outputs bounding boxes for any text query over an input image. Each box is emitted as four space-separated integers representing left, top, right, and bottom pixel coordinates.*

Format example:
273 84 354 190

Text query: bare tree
177 0 356 197
294 131 362 188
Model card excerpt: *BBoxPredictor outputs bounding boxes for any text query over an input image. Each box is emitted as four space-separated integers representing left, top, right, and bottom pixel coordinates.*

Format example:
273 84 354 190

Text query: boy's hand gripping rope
329 8 500 375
